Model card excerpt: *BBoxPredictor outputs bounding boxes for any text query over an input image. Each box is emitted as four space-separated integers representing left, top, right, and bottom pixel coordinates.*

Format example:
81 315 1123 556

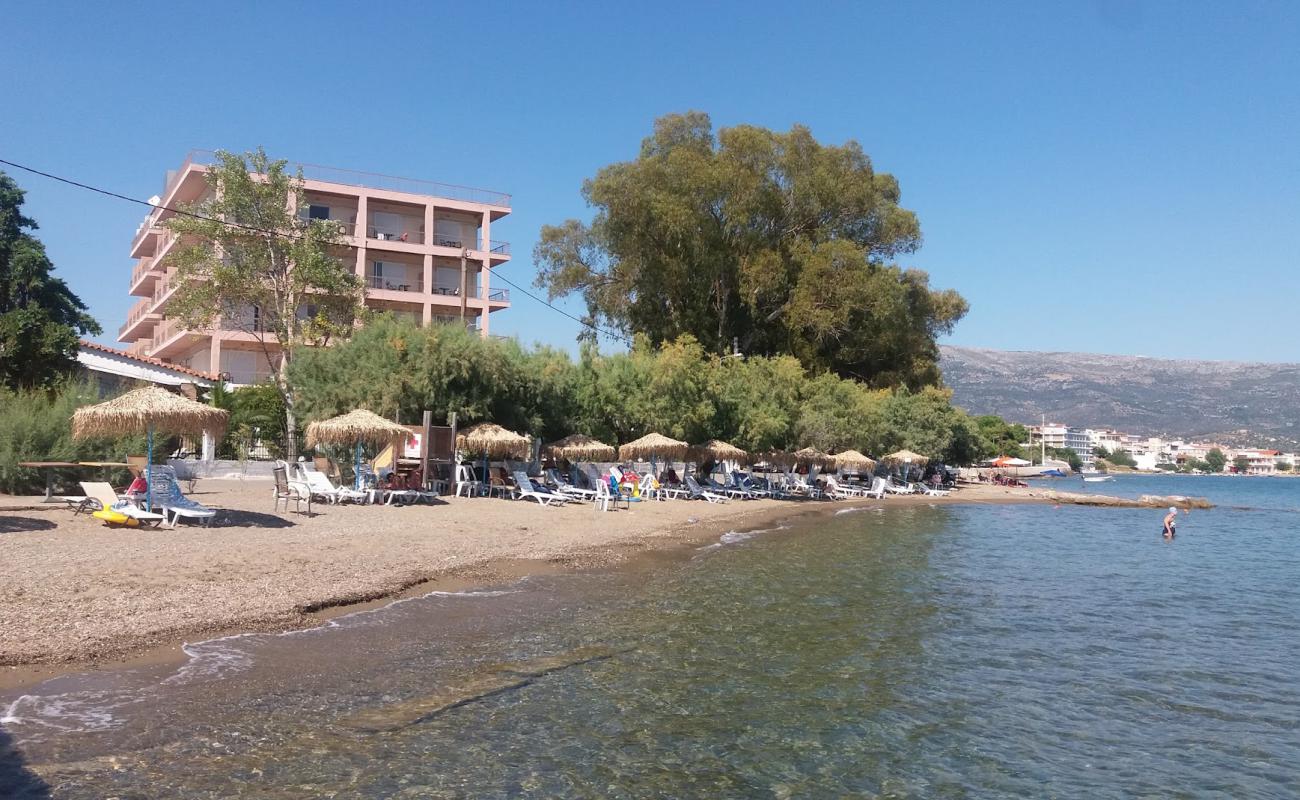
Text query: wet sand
0 480 1043 686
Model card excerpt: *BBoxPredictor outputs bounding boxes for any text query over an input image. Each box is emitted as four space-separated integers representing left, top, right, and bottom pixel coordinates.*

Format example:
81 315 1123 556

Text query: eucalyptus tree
534 112 967 389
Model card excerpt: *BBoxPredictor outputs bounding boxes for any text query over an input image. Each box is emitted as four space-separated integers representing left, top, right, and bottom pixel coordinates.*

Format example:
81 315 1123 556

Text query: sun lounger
913 482 950 496
548 468 595 499
685 474 728 503
512 470 570 506
885 479 916 495
77 481 165 527
300 466 367 504
147 467 217 527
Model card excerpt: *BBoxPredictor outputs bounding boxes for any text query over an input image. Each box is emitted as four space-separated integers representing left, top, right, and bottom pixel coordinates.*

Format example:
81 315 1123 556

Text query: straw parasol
456 423 532 460
306 409 412 490
543 434 616 462
884 448 929 481
791 447 836 468
755 450 796 469
72 385 229 510
618 433 688 463
690 439 749 465
884 449 929 464
833 449 877 472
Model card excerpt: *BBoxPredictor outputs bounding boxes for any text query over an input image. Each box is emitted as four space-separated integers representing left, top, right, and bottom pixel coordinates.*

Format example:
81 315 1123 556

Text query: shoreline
0 481 1153 692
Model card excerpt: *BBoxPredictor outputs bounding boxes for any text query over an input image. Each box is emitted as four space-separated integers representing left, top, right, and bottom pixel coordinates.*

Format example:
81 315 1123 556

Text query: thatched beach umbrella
690 439 749 466
618 433 688 464
791 447 835 468
456 423 531 460
72 385 229 510
456 423 531 490
755 450 796 469
833 449 877 473
884 448 929 481
306 409 411 489
543 434 616 463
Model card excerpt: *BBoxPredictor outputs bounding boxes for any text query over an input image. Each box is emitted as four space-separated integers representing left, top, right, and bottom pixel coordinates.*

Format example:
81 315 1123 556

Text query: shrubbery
0 381 146 494
289 315 999 465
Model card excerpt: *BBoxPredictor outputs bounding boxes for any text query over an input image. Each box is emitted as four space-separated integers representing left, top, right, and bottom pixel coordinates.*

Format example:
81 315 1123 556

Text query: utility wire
0 156 631 345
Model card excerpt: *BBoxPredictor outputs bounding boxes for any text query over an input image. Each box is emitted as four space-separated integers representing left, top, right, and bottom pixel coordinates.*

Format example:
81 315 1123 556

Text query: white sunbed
148 467 217 527
299 467 368 504
77 481 166 527
512 470 570 506
684 475 728 503
547 468 595 499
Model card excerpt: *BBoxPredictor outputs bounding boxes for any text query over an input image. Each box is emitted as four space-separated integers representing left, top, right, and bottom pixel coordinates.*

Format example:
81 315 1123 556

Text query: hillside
939 346 1300 449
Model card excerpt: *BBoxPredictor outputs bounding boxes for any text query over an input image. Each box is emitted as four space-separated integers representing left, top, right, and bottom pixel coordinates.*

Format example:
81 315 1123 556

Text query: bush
0 381 147 494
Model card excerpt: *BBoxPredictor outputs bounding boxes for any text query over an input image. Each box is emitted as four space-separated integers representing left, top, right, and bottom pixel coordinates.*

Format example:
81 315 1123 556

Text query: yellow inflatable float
92 503 140 527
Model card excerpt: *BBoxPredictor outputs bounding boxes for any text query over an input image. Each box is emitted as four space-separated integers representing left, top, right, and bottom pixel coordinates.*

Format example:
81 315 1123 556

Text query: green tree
1046 446 1083 473
1106 449 1137 468
0 171 101 389
1204 447 1227 473
1276 461 1292 472
976 415 1027 459
167 149 365 458
533 112 967 388
1092 445 1110 459
1233 454 1250 474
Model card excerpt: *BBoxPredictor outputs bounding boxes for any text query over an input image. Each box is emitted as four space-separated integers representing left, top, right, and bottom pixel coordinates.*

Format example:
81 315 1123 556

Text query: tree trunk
279 351 298 461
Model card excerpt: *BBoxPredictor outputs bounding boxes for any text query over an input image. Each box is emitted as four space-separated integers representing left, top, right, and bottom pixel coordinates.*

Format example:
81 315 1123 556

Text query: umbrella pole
482 454 488 497
354 442 363 491
146 425 154 512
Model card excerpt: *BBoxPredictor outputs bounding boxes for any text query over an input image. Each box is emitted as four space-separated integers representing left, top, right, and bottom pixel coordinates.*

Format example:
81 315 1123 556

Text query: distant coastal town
1024 422 1294 475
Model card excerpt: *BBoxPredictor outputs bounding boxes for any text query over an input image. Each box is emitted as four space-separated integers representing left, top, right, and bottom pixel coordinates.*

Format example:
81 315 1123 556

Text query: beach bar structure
117 151 512 385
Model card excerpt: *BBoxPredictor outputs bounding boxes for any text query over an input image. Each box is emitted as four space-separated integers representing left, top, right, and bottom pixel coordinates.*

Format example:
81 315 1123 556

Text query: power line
0 155 631 345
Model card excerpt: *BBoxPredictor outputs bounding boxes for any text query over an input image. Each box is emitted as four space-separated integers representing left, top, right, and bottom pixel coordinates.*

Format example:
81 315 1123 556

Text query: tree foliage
1204 447 1227 473
976 415 1028 460
0 171 100 389
1106 448 1138 468
291 315 993 465
1233 454 1250 474
533 112 967 389
167 148 365 457
0 380 145 494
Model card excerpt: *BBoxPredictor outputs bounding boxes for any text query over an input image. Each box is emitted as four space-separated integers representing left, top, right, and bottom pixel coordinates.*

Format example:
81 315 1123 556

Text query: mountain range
939 346 1300 450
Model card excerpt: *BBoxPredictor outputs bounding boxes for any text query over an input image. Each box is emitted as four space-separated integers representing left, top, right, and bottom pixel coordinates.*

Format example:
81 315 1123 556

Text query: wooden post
421 409 432 487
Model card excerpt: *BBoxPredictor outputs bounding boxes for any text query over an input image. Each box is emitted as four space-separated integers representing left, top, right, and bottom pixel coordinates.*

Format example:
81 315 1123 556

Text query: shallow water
4 480 1299 798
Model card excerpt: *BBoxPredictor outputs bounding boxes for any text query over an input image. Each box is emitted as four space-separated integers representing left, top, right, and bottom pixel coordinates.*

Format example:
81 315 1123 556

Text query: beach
0 480 1042 679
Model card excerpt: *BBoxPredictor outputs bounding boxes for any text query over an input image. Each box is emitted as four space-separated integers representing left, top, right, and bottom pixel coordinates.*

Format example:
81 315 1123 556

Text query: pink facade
117 151 511 385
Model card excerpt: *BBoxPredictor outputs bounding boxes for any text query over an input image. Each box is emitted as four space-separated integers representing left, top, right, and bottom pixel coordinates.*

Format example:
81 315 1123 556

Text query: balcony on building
300 192 359 238
117 296 162 342
128 256 164 296
366 257 424 295
367 201 425 249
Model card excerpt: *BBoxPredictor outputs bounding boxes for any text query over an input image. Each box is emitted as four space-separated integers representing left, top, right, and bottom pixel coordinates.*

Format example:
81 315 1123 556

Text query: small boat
1083 475 1114 483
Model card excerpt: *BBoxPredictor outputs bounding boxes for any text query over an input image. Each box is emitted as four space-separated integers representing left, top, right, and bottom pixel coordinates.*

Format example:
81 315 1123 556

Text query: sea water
3 478 1299 798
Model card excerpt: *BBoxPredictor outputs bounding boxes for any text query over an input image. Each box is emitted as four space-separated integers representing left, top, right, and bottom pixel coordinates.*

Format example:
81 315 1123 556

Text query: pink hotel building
117 151 512 385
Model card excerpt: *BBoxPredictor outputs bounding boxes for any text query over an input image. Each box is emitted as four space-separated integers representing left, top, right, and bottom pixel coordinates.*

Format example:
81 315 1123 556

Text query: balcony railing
129 256 160 288
486 287 509 302
298 217 357 237
366 274 424 293
484 240 510 255
368 225 424 244
118 297 157 338
182 150 512 207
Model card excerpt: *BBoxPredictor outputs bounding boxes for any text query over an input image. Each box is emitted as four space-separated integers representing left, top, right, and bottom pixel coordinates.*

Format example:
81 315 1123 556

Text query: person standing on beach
1163 507 1178 538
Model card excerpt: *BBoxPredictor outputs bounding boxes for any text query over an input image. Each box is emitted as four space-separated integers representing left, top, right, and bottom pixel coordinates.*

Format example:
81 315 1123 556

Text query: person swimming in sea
1162 506 1178 538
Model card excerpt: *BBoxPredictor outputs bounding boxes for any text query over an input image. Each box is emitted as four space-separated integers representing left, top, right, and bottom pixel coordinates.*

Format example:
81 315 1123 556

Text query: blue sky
3 1 1297 362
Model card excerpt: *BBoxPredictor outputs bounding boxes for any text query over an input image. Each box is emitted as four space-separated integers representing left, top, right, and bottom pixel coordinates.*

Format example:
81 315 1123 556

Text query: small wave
1 691 138 736
720 531 755 544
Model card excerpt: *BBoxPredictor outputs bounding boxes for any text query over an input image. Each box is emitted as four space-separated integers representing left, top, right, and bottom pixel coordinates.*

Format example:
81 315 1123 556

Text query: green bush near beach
0 381 146 494
290 315 996 465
